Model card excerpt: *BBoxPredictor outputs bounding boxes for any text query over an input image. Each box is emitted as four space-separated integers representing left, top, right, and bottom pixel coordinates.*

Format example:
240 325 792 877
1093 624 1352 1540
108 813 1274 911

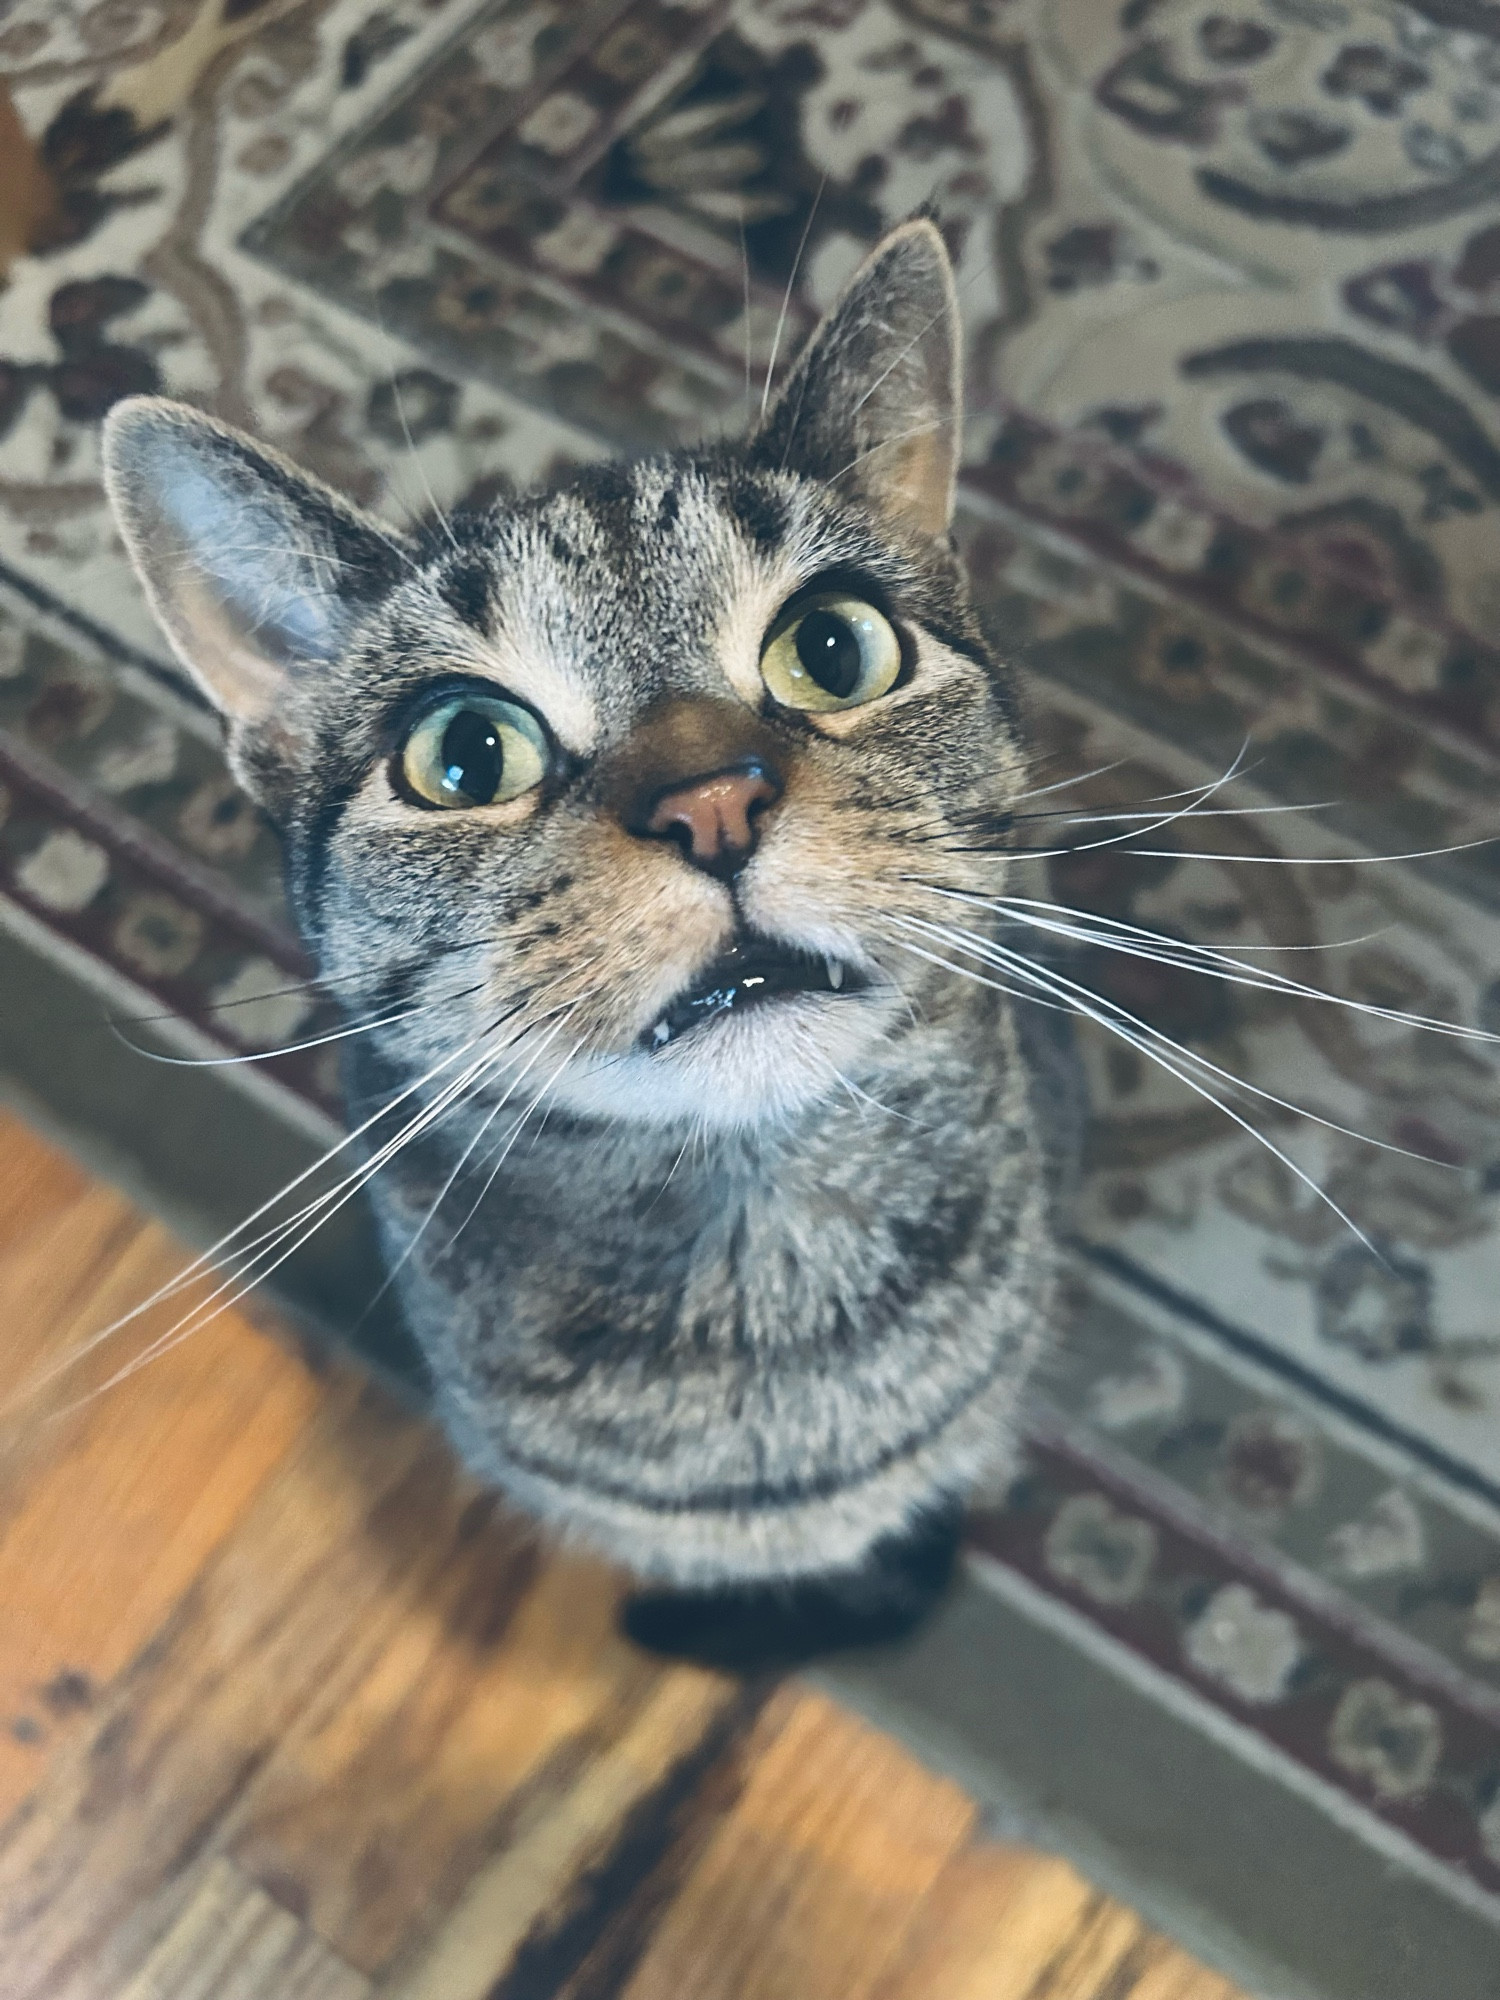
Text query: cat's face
279 454 1020 1129
104 222 1026 1130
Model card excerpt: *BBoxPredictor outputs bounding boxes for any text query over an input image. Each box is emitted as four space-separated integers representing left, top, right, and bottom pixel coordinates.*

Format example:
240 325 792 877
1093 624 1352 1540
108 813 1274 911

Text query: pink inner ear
170 569 292 723
102 397 406 730
854 413 957 541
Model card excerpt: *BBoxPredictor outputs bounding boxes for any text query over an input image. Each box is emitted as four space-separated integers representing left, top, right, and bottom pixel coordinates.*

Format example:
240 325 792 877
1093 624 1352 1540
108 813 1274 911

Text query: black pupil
795 608 863 699
440 707 503 804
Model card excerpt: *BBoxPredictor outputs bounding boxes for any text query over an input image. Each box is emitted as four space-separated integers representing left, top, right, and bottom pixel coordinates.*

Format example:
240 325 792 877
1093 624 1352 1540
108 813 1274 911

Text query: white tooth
826 957 844 990
652 1020 670 1047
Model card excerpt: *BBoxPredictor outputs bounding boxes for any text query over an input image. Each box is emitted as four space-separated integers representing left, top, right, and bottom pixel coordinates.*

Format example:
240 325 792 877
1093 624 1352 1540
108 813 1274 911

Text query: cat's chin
550 988 898 1132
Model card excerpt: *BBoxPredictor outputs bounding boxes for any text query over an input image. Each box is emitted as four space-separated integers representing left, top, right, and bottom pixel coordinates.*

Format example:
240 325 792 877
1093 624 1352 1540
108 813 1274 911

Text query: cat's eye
398 694 549 809
759 594 903 713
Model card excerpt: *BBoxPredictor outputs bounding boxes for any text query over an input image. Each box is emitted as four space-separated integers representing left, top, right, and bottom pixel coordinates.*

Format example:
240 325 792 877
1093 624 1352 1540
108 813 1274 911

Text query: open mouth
643 935 869 1051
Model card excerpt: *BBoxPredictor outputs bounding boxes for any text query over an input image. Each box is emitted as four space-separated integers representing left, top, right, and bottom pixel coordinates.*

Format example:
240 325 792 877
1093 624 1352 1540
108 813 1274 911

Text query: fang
827 958 844 990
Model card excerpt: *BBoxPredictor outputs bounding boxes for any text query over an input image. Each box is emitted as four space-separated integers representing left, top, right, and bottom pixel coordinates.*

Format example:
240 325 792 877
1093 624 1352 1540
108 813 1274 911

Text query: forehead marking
541 490 603 570
437 555 492 630
411 549 601 756
715 539 804 711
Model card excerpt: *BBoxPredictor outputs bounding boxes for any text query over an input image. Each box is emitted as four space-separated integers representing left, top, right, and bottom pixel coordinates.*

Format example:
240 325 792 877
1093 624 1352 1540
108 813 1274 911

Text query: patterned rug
6 0 1500 1973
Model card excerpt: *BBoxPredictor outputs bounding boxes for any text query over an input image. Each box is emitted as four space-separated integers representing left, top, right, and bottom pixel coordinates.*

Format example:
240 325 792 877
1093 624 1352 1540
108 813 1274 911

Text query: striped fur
102 223 1066 1591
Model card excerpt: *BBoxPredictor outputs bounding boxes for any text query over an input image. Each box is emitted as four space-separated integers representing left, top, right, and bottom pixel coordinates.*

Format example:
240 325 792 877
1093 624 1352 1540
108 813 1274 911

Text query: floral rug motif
6 0 1500 1942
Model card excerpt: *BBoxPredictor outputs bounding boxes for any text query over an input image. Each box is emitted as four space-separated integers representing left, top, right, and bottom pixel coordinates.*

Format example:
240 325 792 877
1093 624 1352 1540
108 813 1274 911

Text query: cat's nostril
642 764 780 878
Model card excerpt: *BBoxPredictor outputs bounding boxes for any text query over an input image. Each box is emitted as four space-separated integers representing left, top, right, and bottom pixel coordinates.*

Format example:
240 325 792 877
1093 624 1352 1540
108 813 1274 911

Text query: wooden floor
0 1109 1244 2000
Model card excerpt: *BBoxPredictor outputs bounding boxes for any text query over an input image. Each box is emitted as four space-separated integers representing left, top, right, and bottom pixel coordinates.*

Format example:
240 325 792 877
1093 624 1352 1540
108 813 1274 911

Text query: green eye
399 694 549 809
759 593 903 713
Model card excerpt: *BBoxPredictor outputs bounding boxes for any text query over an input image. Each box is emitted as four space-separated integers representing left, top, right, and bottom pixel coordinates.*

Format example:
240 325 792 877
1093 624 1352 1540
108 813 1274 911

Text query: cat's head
103 221 1026 1131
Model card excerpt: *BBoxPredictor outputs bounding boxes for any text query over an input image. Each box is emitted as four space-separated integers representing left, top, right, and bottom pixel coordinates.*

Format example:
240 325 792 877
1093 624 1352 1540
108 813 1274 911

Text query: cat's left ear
752 217 961 542
102 396 409 728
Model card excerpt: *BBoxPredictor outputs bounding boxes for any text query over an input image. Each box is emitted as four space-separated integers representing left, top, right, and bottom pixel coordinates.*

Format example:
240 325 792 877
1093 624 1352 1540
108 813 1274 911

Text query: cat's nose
641 762 780 880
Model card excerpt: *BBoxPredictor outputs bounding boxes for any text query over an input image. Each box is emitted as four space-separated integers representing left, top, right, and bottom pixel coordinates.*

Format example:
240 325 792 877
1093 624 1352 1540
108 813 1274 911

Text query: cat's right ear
102 397 410 729
751 217 961 544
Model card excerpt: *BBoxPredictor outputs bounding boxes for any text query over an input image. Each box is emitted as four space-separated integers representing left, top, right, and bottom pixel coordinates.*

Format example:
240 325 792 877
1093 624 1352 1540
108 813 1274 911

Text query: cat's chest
374 1070 1031 1371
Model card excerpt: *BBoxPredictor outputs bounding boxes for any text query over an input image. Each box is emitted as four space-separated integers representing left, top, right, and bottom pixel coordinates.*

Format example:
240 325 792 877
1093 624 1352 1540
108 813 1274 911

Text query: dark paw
620 1501 963 1672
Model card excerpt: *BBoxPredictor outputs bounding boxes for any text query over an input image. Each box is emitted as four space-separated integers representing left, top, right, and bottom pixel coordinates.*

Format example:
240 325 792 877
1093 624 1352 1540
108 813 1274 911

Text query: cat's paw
620 1501 963 1672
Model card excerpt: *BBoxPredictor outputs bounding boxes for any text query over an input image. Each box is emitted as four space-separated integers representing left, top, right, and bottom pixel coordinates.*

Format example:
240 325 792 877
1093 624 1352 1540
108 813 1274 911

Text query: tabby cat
102 220 1070 1664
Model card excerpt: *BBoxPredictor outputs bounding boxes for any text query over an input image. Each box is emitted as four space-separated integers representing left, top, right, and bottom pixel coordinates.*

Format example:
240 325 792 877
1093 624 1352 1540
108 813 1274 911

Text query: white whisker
739 203 753 432
111 989 473 1069
381 997 593 1292
828 1064 918 1122
880 917 1385 1256
1047 801 1337 826
1001 740 1258 864
448 1030 590 1250
1009 760 1128 806
891 910 1453 1170
760 170 828 422
823 416 947 493
34 1004 553 1420
0 998 533 1415
924 888 1500 1048
1118 838 1499 868
374 302 463 557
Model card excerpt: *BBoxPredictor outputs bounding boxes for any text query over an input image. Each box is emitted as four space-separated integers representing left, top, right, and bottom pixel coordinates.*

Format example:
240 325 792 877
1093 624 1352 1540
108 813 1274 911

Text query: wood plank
614 1690 978 2000
380 1672 765 2000
0 1110 1247 2000
492 1686 793 2000
0 1115 320 1820
0 1369 752 1998
0 1373 430 1998
869 1843 1242 2000
0 1110 92 1258
0 1118 750 1995
118 1857 370 2000
217 1524 744 1979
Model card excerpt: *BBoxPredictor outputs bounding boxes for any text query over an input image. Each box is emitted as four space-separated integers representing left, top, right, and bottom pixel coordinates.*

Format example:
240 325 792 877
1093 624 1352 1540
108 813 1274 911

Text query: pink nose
645 766 779 877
